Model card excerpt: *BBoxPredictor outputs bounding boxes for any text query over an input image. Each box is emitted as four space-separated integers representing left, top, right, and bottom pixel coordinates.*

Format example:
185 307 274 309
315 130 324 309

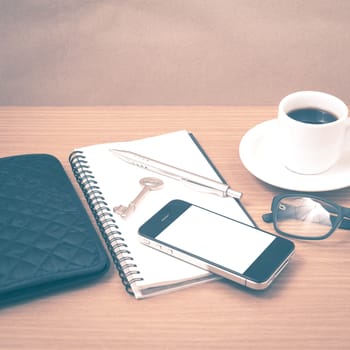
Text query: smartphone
138 200 295 290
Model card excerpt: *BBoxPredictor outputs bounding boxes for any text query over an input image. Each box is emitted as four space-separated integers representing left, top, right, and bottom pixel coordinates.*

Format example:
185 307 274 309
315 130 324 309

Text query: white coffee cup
278 91 349 175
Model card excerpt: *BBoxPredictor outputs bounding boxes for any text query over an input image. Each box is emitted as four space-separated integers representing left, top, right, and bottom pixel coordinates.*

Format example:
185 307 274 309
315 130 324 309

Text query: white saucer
239 119 350 192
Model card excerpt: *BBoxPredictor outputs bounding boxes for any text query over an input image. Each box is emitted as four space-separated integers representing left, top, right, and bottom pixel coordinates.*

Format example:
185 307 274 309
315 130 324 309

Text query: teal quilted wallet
0 154 109 305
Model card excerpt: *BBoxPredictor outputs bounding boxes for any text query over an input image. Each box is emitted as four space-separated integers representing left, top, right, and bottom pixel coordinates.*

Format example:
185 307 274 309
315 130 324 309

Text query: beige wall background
1 0 349 105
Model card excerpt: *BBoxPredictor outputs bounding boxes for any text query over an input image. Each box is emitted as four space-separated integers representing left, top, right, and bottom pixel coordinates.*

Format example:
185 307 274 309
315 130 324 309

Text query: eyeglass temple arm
338 208 350 230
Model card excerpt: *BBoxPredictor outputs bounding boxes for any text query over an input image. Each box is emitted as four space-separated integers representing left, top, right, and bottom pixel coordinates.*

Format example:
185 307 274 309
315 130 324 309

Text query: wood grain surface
1 107 349 350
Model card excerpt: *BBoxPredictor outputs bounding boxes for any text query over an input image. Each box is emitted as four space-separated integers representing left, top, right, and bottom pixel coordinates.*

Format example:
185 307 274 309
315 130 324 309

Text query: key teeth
113 205 127 216
113 204 136 218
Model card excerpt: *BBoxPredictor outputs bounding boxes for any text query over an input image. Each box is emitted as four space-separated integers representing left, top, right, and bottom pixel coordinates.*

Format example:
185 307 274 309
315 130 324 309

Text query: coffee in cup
278 91 349 175
287 107 338 125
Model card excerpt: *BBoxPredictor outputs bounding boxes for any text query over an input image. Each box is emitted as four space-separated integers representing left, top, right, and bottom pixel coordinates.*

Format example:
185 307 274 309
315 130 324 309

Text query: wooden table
1 107 349 350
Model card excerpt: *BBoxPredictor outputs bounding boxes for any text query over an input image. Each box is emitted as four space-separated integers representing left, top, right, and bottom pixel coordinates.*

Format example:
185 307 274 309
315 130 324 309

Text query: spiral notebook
69 130 253 299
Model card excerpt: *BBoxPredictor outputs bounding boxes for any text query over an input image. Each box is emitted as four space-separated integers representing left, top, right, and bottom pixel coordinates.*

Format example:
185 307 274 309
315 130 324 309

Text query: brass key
113 177 164 218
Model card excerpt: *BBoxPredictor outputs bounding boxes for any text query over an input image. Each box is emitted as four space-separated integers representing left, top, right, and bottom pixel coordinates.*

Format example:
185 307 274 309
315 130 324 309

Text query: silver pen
110 149 242 199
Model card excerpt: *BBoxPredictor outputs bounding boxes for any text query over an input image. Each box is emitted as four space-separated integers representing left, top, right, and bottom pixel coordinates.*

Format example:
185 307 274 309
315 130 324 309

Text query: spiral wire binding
69 151 144 295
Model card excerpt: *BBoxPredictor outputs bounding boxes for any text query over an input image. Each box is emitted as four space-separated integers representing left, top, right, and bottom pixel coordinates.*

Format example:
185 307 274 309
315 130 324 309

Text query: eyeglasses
262 194 350 240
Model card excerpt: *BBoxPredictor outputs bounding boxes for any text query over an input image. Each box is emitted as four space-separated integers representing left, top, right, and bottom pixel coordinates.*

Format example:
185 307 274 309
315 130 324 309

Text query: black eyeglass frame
262 193 350 240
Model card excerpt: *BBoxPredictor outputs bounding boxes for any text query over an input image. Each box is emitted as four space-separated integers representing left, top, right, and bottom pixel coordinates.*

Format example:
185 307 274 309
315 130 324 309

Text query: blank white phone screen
157 205 275 274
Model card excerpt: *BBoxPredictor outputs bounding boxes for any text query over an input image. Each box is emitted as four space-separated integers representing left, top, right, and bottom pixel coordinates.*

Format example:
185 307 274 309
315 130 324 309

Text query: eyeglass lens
275 196 339 238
